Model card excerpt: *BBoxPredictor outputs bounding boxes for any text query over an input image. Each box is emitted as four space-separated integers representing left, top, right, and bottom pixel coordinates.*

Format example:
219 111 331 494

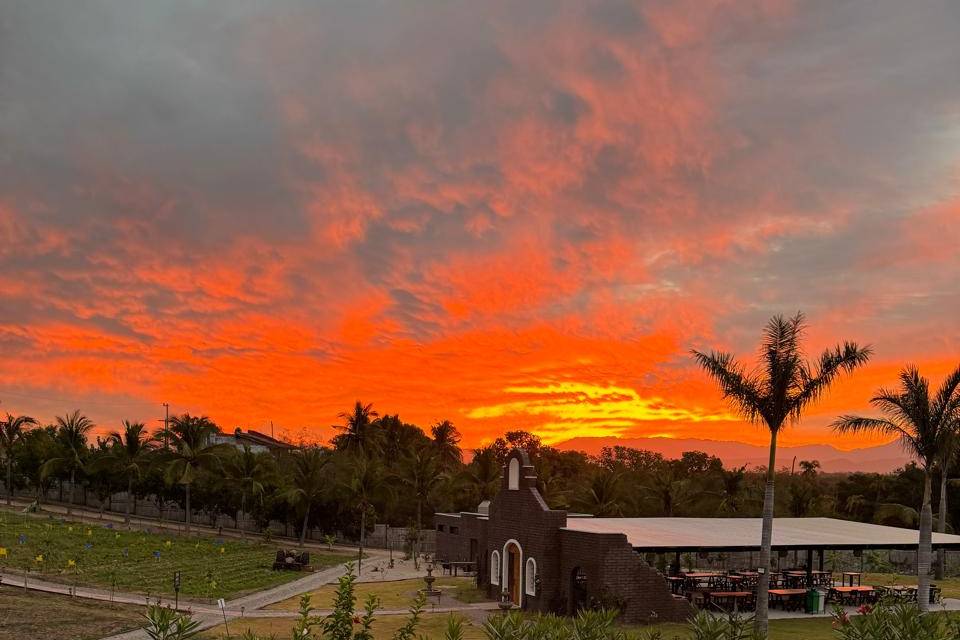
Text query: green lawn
0 510 349 601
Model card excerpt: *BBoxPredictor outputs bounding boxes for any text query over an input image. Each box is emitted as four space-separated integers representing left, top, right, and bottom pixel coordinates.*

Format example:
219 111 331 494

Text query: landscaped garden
0 584 144 640
202 609 960 640
0 510 348 600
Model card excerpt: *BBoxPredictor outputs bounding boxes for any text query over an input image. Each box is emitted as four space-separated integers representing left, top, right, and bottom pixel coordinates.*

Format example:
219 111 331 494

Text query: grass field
0 510 348 601
0 584 144 640
266 577 490 611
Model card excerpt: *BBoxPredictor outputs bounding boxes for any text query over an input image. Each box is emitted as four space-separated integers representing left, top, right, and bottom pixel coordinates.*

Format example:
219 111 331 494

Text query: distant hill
552 436 911 473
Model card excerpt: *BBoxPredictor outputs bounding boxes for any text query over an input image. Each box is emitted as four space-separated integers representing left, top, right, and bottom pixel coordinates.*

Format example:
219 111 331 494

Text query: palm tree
833 365 960 612
334 401 380 456
43 410 95 516
431 420 463 469
715 465 749 515
223 445 273 538
100 421 155 525
574 469 626 516
394 448 446 556
0 413 36 505
283 447 330 545
693 313 870 635
158 414 232 534
460 445 501 502
641 465 695 517
342 456 391 573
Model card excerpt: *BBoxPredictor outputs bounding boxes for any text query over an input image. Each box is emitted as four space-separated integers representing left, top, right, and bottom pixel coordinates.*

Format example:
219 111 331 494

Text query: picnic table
842 572 862 587
709 591 753 613
768 588 807 611
875 585 916 601
683 572 723 589
830 586 875 605
783 571 810 588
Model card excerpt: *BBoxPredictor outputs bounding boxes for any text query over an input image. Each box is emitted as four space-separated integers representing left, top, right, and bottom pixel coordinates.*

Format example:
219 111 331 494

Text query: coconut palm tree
342 455 391 573
460 445 502 502
334 401 380 456
394 448 446 555
714 465 749 515
574 469 626 517
42 410 96 516
158 414 231 534
641 465 696 517
693 312 870 635
283 447 330 545
223 445 273 538
431 420 463 469
100 420 155 524
833 364 960 612
0 413 36 505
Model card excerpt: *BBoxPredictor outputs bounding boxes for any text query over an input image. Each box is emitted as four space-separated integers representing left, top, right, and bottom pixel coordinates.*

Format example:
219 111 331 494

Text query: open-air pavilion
435 450 960 623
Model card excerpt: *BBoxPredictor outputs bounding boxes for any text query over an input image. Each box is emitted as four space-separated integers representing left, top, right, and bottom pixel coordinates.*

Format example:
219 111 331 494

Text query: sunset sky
1 1 958 449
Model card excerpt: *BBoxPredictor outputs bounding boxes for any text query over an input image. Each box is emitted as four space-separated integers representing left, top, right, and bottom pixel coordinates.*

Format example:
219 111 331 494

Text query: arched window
525 557 537 596
491 550 501 585
508 458 520 490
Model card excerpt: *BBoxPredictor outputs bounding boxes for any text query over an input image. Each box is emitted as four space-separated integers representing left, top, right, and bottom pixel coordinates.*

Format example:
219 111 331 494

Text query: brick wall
434 512 487 564
559 529 692 624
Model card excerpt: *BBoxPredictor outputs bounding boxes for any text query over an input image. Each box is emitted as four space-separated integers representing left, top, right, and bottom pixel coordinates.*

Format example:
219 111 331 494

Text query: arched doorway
503 540 523 606
570 566 588 614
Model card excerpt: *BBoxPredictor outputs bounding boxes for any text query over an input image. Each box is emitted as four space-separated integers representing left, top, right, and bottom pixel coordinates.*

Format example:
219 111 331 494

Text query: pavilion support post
674 551 681 576
817 549 824 572
806 549 813 585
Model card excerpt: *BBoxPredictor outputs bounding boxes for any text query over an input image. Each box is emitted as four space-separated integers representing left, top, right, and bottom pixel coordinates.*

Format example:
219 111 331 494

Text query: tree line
0 402 956 547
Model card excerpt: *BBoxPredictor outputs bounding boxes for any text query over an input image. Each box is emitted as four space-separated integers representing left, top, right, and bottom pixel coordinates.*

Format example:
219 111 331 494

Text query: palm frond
792 342 872 418
691 350 765 423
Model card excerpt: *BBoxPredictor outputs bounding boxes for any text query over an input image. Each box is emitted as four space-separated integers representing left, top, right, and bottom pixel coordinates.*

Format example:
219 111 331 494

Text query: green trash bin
805 588 819 614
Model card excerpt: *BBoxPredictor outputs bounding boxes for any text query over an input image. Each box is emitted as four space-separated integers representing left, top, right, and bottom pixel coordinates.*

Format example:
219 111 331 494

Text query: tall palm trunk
300 505 310 546
184 483 191 534
67 468 75 516
936 464 948 580
359 508 366 575
918 471 933 612
239 493 246 539
6 458 13 506
125 476 133 525
755 429 778 637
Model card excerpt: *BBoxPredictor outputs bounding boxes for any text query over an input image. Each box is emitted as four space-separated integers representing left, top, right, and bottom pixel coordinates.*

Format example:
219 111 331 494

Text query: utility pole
162 403 169 449
270 420 274 440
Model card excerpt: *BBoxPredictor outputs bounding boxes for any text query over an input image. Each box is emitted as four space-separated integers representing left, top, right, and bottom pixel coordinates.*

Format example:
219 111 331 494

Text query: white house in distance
210 427 295 454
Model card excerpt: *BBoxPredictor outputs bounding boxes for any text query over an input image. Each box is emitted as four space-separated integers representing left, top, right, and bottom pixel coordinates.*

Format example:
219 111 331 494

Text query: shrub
682 611 762 640
831 601 958 640
142 605 201 640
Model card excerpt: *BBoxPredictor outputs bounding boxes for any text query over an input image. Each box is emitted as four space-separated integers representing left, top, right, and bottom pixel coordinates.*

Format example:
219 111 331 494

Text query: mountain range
552 436 912 473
